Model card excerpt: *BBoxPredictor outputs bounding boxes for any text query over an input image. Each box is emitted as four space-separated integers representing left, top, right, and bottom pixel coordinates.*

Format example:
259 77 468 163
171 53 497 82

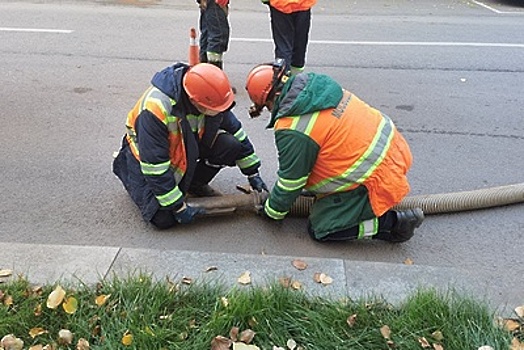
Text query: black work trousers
269 6 311 69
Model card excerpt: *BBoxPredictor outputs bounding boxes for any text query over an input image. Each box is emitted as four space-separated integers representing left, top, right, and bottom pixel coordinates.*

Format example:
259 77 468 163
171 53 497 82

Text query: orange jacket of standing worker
266 0 317 14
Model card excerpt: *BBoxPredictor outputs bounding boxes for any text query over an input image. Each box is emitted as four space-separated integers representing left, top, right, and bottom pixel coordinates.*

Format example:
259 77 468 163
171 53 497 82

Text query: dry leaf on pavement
0 269 13 278
313 273 333 285
292 259 308 270
515 306 524 318
238 271 251 285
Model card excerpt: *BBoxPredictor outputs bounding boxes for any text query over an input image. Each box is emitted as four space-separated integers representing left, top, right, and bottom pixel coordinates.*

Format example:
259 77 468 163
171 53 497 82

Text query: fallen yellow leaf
431 330 444 341
515 306 524 318
279 277 291 288
511 337 524 350
504 319 521 332
121 331 133 346
34 303 42 317
220 296 229 307
46 285 66 309
29 345 44 350
404 258 414 265
62 296 78 314
0 269 13 277
95 294 111 306
29 327 48 339
313 272 333 285
76 338 90 350
238 271 251 285
4 294 13 307
290 280 302 290
433 343 444 350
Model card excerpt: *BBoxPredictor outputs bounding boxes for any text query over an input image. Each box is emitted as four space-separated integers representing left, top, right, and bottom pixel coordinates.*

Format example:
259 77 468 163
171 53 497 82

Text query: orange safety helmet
182 63 235 111
245 59 288 117
245 64 275 107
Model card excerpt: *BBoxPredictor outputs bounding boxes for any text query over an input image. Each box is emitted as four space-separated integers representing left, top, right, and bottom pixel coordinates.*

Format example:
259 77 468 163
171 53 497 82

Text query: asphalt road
1 0 523 306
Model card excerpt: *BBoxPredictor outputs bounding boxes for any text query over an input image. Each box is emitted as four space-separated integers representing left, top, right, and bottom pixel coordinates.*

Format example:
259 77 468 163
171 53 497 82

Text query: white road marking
0 27 73 34
232 38 524 48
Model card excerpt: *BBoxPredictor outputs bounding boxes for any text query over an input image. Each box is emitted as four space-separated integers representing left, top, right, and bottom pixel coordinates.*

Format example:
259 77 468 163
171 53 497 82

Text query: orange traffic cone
188 27 200 66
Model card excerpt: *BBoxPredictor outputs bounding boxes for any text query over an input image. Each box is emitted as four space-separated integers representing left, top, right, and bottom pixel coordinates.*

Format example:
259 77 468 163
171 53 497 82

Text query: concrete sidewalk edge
0 242 514 315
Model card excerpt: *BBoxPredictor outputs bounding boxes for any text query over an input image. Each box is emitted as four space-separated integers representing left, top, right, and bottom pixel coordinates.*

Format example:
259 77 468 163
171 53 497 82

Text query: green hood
267 72 344 128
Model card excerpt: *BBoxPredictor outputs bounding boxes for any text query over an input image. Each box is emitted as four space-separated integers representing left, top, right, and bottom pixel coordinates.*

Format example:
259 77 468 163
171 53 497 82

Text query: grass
0 273 521 350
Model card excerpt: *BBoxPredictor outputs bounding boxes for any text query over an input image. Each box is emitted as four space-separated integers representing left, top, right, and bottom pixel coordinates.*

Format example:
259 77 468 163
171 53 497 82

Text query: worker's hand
173 203 206 224
215 0 229 6
248 173 268 192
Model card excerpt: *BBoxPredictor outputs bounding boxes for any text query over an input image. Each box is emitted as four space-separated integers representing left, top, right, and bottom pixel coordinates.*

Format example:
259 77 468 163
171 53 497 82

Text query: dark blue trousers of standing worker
199 0 230 64
269 6 311 70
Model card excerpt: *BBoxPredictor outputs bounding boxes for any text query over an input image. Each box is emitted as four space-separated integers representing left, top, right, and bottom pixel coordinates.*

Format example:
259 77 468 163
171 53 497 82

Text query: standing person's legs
200 0 229 69
290 9 311 72
269 6 294 70
199 7 209 63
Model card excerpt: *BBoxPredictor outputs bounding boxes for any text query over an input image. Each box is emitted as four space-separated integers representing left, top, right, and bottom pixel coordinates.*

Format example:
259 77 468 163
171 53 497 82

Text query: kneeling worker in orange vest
113 63 267 229
245 59 424 242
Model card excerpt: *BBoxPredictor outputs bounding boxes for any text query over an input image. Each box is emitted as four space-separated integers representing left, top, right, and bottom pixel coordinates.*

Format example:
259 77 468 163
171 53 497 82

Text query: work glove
216 0 229 6
248 173 268 192
173 203 206 224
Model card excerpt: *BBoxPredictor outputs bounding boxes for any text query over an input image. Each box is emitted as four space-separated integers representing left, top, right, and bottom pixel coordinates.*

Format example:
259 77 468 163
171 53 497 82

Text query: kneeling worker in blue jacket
113 63 267 229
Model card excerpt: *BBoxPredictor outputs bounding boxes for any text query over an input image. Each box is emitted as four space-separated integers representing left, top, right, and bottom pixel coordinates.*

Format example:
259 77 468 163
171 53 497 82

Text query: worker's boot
389 208 425 243
187 161 223 197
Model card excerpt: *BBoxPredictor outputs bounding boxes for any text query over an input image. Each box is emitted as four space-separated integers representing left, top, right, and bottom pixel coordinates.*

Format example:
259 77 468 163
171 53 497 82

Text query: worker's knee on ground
208 133 243 166
150 210 177 230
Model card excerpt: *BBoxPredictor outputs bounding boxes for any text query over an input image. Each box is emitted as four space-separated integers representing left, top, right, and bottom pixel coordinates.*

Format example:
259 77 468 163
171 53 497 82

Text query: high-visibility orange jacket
268 0 317 14
264 73 412 239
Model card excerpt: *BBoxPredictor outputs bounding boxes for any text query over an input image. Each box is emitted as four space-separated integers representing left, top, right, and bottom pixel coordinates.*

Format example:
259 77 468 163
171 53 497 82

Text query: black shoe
187 184 223 198
390 208 424 243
